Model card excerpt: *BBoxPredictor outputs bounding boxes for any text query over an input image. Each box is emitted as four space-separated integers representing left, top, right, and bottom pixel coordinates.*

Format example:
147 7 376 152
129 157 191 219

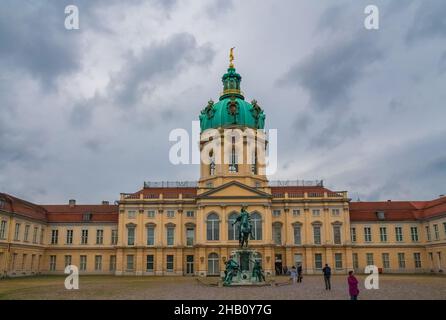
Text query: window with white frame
186 211 195 218
379 227 387 242
250 213 262 240
111 229 118 245
81 229 88 245
80 255 87 271
167 210 175 218
273 223 282 245
293 224 301 245
51 229 58 245
66 229 73 244
332 208 340 216
350 227 357 243
366 253 374 266
147 210 156 218
333 225 341 244
96 229 104 244
312 209 321 217
40 228 44 244
22 254 27 270
32 226 38 243
398 253 405 269
95 255 102 271
395 227 403 242
128 210 136 219
228 213 238 241
364 227 372 242
167 226 175 246
314 253 323 270
414 253 422 269
147 226 155 246
382 253 390 269
186 227 194 246
313 225 321 245
272 210 281 217
411 226 419 242
126 255 134 270
146 255 154 271
0 220 7 239
109 255 116 271
206 213 220 241
24 225 30 242
426 226 431 241
335 253 343 269
434 224 440 240
49 255 56 271
127 227 135 246
14 223 20 241
352 253 359 269
166 255 174 271
292 209 300 217
64 255 72 267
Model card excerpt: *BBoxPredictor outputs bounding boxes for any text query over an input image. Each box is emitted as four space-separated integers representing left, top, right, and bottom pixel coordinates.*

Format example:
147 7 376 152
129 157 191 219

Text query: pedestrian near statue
297 264 303 283
322 264 331 290
348 271 360 300
289 266 297 284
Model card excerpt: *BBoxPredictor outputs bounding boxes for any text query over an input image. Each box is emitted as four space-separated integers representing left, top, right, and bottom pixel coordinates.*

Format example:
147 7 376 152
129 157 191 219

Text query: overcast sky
1 0 445 204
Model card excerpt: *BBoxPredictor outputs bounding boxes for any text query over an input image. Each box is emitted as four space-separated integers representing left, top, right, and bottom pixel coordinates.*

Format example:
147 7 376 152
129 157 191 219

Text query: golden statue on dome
229 47 235 68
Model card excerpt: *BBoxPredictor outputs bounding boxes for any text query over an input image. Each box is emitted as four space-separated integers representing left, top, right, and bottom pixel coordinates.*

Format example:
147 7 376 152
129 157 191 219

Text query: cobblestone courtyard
0 275 445 300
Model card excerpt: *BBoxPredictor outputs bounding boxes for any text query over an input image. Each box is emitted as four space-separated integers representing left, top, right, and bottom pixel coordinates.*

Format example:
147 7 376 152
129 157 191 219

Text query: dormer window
83 213 92 221
0 199 5 209
376 211 385 220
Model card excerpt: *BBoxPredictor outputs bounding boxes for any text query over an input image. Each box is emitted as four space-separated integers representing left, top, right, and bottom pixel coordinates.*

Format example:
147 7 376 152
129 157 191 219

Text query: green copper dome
199 67 265 132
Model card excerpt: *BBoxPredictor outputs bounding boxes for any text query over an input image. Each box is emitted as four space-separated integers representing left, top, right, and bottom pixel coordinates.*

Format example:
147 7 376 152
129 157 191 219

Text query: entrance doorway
275 254 283 275
294 253 303 268
186 255 194 275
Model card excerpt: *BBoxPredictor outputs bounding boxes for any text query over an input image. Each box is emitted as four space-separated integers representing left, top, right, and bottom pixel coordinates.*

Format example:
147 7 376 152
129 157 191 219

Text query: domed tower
198 49 268 191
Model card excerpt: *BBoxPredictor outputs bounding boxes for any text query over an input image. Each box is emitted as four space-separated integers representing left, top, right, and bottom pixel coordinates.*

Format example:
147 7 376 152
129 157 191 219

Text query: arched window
228 212 239 240
250 212 262 240
208 253 219 276
206 213 220 241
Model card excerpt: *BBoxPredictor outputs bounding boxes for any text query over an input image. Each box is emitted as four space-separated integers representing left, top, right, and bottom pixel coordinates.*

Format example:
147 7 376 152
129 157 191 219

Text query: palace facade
1 60 445 278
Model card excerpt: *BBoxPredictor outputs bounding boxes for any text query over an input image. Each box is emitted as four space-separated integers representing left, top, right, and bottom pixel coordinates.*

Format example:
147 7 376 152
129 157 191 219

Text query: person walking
348 271 359 300
290 266 297 284
297 264 303 283
322 264 331 290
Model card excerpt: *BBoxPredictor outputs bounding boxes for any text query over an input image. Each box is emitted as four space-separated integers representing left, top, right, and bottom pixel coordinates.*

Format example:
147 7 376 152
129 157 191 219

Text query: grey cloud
406 0 446 44
205 0 234 17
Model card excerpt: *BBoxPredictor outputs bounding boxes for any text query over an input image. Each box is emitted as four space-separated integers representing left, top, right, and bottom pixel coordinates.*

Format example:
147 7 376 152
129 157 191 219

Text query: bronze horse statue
232 207 252 248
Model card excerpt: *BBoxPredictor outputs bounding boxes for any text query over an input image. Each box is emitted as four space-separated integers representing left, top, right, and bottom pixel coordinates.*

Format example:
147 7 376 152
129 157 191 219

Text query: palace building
1 57 445 278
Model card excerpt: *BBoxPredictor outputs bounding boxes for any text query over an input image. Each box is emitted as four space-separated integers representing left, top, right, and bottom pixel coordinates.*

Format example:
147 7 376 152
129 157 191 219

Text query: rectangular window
96 229 104 244
382 253 390 269
332 209 340 216
313 226 321 245
12 253 17 270
24 225 30 242
333 225 341 244
128 210 136 219
40 228 44 244
109 255 116 271
186 211 195 218
167 210 175 218
126 255 134 270
0 220 7 239
335 253 342 269
292 209 300 217
312 209 320 216
411 227 419 242
81 229 88 245
366 253 374 266
414 253 422 269
147 210 156 218
95 255 102 271
364 227 372 242
395 227 403 242
147 226 155 246
166 255 174 271
83 213 92 221
66 229 73 244
351 227 357 243
64 255 72 267
352 253 359 269
167 227 175 246
293 225 301 245
426 226 431 241
186 228 194 246
22 254 27 270
314 253 323 270
379 227 387 242
14 223 20 241
147 255 154 272
32 227 38 243
80 255 87 271
272 210 281 217
273 224 282 245
434 224 439 240
127 228 135 246
31 254 35 270
398 253 405 269
51 229 59 245
111 229 118 245
49 255 56 271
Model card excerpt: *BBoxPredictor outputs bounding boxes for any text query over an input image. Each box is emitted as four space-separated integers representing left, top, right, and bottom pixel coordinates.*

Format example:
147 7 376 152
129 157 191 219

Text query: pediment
197 181 271 199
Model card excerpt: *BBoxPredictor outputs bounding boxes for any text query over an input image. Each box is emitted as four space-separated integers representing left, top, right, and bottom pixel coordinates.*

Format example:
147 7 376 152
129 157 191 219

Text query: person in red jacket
348 270 360 300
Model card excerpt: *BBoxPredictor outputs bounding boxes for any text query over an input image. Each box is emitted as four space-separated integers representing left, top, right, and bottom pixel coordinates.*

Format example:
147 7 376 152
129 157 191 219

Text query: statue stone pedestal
225 249 264 286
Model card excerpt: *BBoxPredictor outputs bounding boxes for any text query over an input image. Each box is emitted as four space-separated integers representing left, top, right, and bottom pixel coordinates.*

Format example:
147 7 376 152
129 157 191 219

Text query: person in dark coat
322 264 331 290
348 271 359 300
297 264 303 283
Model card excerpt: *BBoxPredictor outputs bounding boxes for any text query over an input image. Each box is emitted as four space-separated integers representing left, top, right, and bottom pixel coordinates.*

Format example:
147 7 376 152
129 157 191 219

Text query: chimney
69 199 76 207
387 200 392 202
102 201 109 205
439 195 445 198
